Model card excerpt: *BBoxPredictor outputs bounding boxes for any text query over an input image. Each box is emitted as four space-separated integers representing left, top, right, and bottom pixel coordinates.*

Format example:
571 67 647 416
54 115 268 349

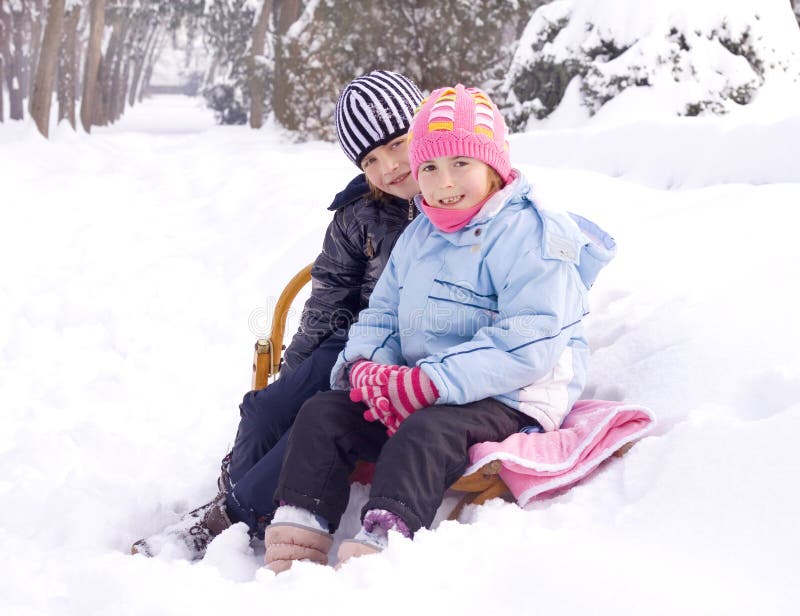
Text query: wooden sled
250 263 510 520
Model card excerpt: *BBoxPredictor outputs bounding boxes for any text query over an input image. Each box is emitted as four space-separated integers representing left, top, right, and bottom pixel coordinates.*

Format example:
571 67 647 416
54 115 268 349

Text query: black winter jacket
282 174 416 372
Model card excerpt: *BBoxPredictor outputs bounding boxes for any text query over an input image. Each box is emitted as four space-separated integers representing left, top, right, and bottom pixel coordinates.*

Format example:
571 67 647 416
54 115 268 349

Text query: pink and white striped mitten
349 362 439 434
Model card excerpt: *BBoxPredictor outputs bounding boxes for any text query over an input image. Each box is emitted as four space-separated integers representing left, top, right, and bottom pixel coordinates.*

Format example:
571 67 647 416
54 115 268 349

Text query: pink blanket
466 399 655 507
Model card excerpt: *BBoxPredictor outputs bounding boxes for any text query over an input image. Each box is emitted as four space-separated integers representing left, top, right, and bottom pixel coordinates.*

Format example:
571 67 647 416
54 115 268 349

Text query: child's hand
351 383 399 435
348 359 392 389
350 365 439 433
361 398 401 436
349 361 403 414
348 360 392 389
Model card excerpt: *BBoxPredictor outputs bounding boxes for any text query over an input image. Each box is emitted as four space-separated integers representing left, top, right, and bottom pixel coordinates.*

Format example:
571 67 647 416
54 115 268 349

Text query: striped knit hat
335 70 423 168
408 84 511 183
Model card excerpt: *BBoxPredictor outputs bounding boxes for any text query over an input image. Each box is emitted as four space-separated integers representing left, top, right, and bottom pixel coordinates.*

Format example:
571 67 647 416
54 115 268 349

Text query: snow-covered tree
276 0 539 139
504 0 800 129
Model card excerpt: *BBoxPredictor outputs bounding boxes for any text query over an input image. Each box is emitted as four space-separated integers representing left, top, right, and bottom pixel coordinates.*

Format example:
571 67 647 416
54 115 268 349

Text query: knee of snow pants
223 335 346 535
225 429 290 537
364 398 528 533
275 390 389 532
227 334 346 485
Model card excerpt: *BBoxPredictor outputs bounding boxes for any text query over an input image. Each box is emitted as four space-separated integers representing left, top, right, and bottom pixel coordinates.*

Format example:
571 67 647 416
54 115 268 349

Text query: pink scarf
420 194 492 232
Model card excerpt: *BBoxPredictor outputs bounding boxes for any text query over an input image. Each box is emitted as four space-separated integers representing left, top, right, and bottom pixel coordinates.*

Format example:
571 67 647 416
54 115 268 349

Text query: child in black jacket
132 71 423 559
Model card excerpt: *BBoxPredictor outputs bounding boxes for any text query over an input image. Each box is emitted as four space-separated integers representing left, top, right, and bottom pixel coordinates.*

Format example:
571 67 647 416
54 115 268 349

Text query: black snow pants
275 389 528 534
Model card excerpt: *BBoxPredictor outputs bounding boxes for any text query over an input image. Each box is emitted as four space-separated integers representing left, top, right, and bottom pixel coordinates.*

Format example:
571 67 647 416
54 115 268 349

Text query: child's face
360 135 419 200
417 156 493 210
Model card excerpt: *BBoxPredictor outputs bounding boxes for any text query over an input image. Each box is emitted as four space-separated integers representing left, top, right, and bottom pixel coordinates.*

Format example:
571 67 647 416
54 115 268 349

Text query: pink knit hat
408 84 511 183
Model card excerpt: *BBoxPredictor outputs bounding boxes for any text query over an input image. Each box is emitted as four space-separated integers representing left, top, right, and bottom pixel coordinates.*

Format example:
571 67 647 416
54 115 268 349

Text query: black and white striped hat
335 70 423 168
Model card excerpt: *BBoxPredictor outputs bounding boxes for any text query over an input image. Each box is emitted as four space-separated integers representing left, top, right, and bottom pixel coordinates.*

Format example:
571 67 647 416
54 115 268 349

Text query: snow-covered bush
203 83 248 124
202 0 259 125
504 0 800 129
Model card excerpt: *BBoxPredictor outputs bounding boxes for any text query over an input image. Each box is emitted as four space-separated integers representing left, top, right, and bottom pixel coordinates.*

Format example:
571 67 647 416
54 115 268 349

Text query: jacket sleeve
282 207 367 371
329 251 405 389
418 247 588 406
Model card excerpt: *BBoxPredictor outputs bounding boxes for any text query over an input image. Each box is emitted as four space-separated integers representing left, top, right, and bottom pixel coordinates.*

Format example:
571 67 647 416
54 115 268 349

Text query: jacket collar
328 174 370 211
412 170 530 245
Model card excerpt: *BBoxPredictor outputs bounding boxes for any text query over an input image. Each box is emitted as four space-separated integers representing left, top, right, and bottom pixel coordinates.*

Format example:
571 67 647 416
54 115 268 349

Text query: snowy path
2 96 799 615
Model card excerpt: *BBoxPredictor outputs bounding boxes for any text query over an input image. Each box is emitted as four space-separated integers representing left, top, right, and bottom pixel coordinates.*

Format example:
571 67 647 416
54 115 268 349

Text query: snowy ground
2 93 799 615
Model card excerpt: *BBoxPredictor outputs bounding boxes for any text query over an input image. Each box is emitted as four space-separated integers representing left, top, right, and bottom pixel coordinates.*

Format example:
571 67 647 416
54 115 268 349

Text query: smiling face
360 135 419 200
417 156 495 210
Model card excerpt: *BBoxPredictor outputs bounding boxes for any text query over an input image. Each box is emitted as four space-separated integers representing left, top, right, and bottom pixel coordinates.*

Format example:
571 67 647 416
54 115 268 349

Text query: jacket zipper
366 236 374 258
408 199 414 220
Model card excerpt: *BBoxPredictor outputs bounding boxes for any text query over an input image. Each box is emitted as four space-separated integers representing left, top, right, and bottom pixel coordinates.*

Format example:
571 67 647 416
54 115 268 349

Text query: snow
3 32 800 616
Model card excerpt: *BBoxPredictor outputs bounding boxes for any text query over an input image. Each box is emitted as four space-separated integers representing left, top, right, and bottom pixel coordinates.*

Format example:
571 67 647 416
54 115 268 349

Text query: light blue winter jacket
331 172 616 431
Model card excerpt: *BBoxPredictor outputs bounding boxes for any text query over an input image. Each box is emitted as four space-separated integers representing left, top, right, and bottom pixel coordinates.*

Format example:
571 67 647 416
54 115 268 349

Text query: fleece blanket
465 399 656 507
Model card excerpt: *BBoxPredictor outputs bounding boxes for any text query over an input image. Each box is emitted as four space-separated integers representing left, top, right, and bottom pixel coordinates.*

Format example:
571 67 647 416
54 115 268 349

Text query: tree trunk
74 4 89 96
117 50 131 118
129 21 157 107
0 0 6 122
80 0 105 133
8 4 26 120
27 0 44 99
117 26 137 118
249 0 272 129
138 26 164 102
57 4 81 128
13 1 29 99
97 16 120 124
118 5 148 117
106 4 134 124
204 53 220 90
272 0 302 128
29 0 65 138
92 52 108 125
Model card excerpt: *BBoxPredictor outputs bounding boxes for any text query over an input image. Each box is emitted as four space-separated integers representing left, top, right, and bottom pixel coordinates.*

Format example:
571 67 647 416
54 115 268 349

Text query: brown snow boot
264 523 334 573
131 491 232 560
335 539 382 568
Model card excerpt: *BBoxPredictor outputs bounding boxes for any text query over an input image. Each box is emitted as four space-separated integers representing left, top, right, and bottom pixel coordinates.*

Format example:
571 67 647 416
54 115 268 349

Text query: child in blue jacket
264 84 616 572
